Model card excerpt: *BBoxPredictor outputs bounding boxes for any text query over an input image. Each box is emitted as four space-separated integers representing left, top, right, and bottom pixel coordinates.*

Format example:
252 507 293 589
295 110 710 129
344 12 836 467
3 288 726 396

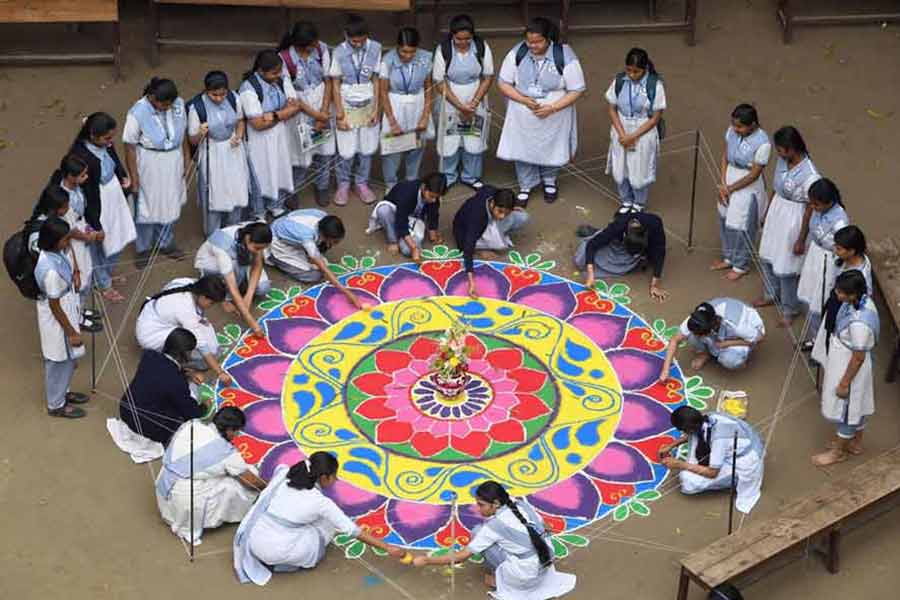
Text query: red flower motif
356 505 391 539
354 372 391 396
538 511 566 534
593 480 635 506
503 265 542 296
486 348 523 370
465 335 486 359
508 368 546 393
410 431 450 457
347 271 385 296
510 394 552 420
489 420 526 443
622 327 667 352
356 397 396 420
409 337 441 361
436 515 472 548
640 379 684 404
218 388 261 409
282 295 320 319
573 289 614 315
375 350 413 374
235 335 279 358
231 434 273 464
631 435 677 464
376 419 415 444
420 260 463 288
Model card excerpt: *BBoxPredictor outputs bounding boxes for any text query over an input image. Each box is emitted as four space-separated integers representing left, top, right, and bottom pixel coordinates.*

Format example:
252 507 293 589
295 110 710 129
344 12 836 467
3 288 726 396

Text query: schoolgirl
123 77 190 265
329 13 382 206
379 26 434 192
497 17 585 206
713 105 771 282
69 112 135 302
432 14 494 189
240 50 303 219
605 48 666 212
188 70 250 235
278 21 336 207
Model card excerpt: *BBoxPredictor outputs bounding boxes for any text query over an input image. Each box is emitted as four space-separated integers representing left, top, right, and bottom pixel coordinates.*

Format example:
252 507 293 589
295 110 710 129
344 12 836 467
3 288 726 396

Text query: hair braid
504 498 552 566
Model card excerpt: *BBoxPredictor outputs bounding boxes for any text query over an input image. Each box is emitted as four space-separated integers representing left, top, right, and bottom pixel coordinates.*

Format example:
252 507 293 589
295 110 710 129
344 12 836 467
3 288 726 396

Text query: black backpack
514 41 565 75
440 36 486 72
614 71 666 140
189 91 238 125
4 219 44 300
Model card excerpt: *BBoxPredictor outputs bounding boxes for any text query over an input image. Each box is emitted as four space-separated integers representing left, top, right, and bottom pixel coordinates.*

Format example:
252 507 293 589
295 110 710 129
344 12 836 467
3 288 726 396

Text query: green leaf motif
468 553 484 564
551 537 569 559
287 286 301 298
333 534 354 546
630 500 650 517
429 547 449 557
224 323 241 340
267 288 287 302
216 333 232 346
345 540 366 559
593 280 610 294
257 300 280 311
557 533 590 548
613 504 631 522
371 546 388 557
360 256 376 269
533 260 557 271
636 490 661 501
508 250 524 265
688 397 708 409
525 252 541 266
328 263 348 275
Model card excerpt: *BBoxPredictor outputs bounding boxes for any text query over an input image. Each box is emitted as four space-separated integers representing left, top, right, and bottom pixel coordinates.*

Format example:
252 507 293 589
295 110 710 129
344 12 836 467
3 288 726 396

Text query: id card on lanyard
527 57 548 99
351 42 368 85
398 62 417 104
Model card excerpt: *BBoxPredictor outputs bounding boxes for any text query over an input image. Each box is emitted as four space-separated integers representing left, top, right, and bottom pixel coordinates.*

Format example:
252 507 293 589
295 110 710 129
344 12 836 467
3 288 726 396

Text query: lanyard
628 80 641 117
530 56 548 88
153 109 172 143
350 42 367 84
398 61 415 94
295 48 314 89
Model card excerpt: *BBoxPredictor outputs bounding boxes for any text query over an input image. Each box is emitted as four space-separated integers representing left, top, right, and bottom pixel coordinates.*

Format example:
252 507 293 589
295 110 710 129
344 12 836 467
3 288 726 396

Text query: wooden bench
868 239 900 383
148 0 413 66
777 0 900 43
676 445 900 600
0 0 121 78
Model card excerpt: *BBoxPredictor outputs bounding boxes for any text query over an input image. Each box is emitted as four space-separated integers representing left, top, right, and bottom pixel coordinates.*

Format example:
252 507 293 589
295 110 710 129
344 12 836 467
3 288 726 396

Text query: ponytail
687 302 717 335
74 112 117 146
140 275 228 312
625 47 656 75
475 481 552 567
287 452 339 490
143 77 178 102
279 20 318 51
525 16 559 44
243 49 281 82
31 185 69 222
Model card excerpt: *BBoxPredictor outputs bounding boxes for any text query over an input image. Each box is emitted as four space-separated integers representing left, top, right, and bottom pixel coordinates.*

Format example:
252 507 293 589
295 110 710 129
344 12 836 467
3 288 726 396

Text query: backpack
279 44 324 81
189 91 237 125
615 71 666 140
514 41 565 76
440 36 485 72
4 219 44 300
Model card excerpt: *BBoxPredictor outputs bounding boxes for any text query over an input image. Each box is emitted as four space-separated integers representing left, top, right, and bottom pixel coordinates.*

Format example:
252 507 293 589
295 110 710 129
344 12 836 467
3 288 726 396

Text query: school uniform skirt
246 121 293 201
199 136 250 214
606 114 658 189
135 146 186 225
798 243 837 313
719 164 766 233
812 333 874 427
497 89 576 167
285 82 336 168
436 80 490 157
336 83 380 159
382 90 435 151
98 178 137 256
759 193 805 275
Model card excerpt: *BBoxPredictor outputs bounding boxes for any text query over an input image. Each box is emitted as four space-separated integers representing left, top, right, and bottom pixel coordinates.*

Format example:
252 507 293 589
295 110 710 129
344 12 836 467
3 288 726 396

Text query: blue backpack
189 91 238 125
615 71 666 140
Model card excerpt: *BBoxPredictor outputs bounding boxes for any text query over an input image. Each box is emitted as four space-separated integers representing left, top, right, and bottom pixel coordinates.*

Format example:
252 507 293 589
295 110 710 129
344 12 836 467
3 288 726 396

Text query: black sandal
65 392 90 405
48 405 86 419
576 225 599 238
468 180 484 190
80 318 103 333
543 184 558 204
515 190 531 208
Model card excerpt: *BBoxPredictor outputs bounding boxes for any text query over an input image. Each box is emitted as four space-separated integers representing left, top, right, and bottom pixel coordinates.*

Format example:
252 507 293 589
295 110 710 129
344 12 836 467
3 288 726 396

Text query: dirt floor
2 0 900 598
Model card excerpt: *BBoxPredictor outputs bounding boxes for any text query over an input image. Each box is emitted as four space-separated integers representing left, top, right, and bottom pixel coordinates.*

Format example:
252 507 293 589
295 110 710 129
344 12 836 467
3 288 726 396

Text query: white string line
93 388 194 430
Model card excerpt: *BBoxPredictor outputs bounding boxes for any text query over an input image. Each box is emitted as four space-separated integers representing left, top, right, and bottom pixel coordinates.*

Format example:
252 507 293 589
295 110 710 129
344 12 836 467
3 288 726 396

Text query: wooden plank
683 447 900 586
0 0 118 23
154 0 410 8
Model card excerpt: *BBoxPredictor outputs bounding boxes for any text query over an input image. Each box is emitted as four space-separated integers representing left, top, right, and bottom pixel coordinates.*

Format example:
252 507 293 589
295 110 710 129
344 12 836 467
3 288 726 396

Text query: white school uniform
329 40 382 159
60 182 93 294
122 98 188 225
135 277 219 357
605 74 667 190
759 156 819 276
379 48 435 148
239 76 294 203
281 44 336 168
720 126 771 232
187 97 250 214
234 465 361 585
155 420 257 544
797 205 850 312
35 251 81 362
433 40 495 157
496 43 585 167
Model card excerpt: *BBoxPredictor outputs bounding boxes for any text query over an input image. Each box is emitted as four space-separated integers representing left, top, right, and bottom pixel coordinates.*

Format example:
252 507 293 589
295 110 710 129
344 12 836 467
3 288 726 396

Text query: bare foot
111 275 127 286
724 270 746 281
690 352 711 371
387 243 400 256
222 300 237 315
710 260 731 271
827 439 864 456
483 573 496 589
102 288 125 303
752 297 775 308
476 250 497 260
812 448 848 467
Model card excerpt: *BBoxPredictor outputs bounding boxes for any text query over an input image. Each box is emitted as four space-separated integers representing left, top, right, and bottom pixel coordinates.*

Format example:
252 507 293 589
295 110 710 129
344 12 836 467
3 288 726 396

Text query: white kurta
720 164 767 232
239 88 294 201
329 56 381 159
36 254 81 362
759 194 806 274
135 277 218 356
496 51 584 167
812 321 876 426
604 78 667 189
379 59 435 150
123 112 187 225
798 243 837 311
467 506 576 600
98 177 137 256
156 421 258 543
282 48 336 167
432 43 494 156
188 104 250 213
61 204 93 295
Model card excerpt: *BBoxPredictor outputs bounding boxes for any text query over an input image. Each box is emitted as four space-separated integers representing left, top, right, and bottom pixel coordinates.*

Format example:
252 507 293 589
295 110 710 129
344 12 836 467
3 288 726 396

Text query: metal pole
817 252 827 391
687 129 699 249
91 286 97 392
204 135 210 236
449 491 457 594
190 419 195 562
438 80 447 176
727 431 738 535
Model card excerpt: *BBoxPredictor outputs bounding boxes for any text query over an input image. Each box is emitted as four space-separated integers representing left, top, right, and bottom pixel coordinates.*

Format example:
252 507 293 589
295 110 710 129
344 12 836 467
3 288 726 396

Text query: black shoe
135 251 150 269
161 245 186 260
65 391 90 405
515 190 531 208
82 308 103 320
80 318 103 333
314 188 330 207
48 405 86 418
543 184 558 204
576 225 599 238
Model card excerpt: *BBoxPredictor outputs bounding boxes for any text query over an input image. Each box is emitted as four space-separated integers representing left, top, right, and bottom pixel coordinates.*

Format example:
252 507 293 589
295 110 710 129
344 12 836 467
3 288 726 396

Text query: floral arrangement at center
428 321 472 398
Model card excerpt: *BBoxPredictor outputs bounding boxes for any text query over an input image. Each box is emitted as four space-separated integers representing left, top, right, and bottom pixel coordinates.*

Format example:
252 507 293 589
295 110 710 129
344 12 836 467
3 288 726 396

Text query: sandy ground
2 1 900 598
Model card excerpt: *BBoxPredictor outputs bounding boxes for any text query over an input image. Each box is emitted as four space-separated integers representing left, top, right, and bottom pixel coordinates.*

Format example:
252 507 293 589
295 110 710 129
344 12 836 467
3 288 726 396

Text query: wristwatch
271 111 280 123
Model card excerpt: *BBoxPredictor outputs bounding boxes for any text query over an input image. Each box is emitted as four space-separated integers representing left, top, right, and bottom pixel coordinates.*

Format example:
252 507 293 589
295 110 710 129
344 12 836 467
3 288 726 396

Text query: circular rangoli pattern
217 259 697 552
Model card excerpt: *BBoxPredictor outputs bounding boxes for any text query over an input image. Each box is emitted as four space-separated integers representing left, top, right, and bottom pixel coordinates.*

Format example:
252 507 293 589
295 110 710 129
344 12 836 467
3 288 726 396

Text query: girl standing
797 179 849 344
755 126 818 314
234 453 404 586
811 271 879 466
70 112 135 302
412 480 577 599
123 78 190 265
35 217 89 419
497 17 585 206
240 50 302 219
188 70 250 235
713 105 771 282
379 27 434 192
329 14 382 206
433 14 494 190
605 48 666 212
136 275 231 385
279 21 336 207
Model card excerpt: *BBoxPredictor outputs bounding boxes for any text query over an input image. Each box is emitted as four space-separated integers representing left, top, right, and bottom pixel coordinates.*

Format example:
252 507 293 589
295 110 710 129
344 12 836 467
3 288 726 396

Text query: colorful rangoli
214 250 712 559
